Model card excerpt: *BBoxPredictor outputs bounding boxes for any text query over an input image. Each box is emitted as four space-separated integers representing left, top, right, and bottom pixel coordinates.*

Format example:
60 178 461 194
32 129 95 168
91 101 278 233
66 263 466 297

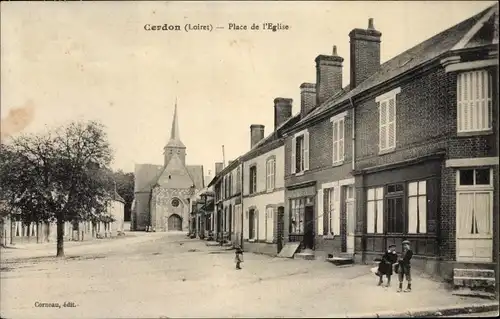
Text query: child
234 245 244 270
397 240 413 292
376 244 398 287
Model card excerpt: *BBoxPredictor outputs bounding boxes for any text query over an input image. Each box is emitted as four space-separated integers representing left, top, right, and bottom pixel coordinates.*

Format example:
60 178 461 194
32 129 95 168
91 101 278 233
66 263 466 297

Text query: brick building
281 4 498 282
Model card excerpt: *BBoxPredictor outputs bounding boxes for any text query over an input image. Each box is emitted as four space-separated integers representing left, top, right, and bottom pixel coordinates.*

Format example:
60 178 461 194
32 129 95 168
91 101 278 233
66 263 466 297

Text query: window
249 166 257 194
408 180 427 234
323 188 339 235
290 197 307 234
266 157 276 191
171 198 180 207
332 117 345 164
379 96 396 152
456 168 493 237
228 174 232 197
457 70 492 133
458 168 491 186
386 183 405 233
291 130 309 174
265 207 274 242
367 187 384 234
236 167 241 193
249 209 257 240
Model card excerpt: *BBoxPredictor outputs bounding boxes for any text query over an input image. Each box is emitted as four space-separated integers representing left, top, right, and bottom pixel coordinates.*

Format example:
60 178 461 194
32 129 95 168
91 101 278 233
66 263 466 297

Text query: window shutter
376 187 384 234
304 131 310 171
388 98 396 149
317 189 324 236
339 119 345 161
379 102 387 150
334 187 341 235
291 136 296 174
333 122 338 163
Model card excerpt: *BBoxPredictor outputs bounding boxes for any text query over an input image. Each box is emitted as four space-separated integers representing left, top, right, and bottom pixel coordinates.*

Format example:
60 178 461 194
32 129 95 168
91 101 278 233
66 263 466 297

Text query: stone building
132 102 204 231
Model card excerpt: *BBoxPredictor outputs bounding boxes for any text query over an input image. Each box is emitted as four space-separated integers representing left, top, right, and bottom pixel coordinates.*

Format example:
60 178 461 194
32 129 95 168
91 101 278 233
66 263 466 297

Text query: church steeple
164 98 186 167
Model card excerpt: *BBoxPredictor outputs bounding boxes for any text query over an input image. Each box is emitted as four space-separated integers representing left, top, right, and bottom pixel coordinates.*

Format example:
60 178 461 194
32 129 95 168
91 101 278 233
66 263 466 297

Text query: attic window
169 175 171 179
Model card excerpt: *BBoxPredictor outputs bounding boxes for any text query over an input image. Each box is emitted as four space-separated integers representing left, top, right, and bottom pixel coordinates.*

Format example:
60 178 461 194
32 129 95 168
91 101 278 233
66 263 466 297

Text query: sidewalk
186 239 498 318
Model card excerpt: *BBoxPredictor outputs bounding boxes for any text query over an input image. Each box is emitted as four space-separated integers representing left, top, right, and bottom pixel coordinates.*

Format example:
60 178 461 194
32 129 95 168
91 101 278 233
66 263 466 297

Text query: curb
346 302 499 318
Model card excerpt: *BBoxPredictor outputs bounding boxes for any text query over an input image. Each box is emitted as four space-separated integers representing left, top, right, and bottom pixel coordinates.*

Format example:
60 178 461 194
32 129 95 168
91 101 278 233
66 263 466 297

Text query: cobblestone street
1 232 496 318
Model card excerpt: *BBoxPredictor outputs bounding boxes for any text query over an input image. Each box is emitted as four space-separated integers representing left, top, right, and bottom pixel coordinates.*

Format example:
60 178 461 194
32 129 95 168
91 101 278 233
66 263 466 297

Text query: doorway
167 214 182 231
344 185 355 254
277 206 285 254
303 205 314 250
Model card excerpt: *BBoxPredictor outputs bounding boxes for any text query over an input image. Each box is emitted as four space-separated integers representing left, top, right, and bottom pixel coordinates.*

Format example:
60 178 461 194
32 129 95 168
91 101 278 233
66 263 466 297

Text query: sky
1 1 495 177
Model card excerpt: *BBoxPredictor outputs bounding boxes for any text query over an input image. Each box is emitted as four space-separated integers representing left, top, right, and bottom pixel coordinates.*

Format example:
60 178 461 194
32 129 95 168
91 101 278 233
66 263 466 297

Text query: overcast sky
1 1 495 177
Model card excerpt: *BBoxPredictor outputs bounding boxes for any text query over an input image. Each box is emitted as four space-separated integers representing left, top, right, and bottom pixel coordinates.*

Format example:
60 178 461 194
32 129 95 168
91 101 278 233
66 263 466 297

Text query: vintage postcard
0 1 498 318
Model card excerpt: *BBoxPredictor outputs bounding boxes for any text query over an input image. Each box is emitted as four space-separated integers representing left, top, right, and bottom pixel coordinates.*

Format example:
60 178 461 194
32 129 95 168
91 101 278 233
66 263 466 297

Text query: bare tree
0 121 113 257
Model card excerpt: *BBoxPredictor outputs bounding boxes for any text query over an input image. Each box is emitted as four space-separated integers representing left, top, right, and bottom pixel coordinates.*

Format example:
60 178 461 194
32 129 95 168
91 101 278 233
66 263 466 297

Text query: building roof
165 99 186 149
293 4 497 128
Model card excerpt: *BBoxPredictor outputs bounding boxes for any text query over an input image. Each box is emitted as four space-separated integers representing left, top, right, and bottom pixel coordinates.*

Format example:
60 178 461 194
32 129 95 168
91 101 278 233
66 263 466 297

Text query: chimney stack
274 98 293 130
349 18 382 90
315 45 344 106
250 124 265 149
215 162 223 175
300 83 316 118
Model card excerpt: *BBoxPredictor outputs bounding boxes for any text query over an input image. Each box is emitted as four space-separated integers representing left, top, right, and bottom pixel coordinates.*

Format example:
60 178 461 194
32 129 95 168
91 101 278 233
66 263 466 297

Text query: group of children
376 240 413 292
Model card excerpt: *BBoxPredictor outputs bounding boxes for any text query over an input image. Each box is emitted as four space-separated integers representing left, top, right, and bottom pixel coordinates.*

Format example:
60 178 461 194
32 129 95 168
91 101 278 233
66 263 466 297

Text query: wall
243 146 284 196
243 190 284 241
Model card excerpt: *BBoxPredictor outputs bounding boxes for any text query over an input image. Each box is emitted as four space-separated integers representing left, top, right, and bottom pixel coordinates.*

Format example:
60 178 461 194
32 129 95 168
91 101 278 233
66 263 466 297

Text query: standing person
397 240 413 292
234 245 244 270
376 244 398 287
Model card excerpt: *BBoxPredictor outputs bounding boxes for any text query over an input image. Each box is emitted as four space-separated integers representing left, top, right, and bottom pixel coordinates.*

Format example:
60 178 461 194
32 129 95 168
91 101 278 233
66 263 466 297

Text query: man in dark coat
376 244 398 287
397 240 413 292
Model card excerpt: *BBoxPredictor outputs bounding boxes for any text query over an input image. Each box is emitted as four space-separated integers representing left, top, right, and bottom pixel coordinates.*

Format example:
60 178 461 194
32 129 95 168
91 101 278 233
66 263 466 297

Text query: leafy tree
0 121 113 257
111 170 134 221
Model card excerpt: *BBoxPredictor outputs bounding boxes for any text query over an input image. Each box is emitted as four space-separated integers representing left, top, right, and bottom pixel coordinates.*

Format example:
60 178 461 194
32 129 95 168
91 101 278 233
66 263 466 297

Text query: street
0 232 496 318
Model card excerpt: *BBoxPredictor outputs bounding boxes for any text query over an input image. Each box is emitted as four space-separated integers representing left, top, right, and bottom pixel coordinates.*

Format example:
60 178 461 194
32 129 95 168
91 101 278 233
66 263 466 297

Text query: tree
111 170 134 221
0 120 113 257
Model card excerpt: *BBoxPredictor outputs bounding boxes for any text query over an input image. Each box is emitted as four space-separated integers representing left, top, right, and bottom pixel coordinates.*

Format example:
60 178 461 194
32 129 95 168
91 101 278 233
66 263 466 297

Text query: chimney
250 124 265 148
349 18 382 90
274 98 293 130
315 45 344 105
300 83 316 118
215 162 223 175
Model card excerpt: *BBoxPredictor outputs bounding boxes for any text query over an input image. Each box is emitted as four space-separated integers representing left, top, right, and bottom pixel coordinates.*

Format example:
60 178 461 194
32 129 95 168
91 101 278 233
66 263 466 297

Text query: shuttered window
291 130 309 174
266 158 276 191
457 70 492 133
379 97 396 152
332 118 345 164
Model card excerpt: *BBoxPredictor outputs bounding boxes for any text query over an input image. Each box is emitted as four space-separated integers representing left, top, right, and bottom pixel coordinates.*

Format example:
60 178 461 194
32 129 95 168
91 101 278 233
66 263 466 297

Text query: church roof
134 163 163 193
165 99 186 148
187 165 204 190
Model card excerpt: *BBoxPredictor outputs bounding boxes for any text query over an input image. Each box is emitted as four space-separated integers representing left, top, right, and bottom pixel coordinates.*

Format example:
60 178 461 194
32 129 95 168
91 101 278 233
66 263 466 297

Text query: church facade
132 103 204 232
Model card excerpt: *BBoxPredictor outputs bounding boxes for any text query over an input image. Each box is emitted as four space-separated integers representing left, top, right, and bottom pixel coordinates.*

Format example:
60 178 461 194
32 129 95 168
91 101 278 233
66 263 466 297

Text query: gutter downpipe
349 97 356 171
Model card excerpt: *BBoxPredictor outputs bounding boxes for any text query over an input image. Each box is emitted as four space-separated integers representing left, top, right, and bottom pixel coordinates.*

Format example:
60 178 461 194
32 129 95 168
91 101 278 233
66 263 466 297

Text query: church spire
170 98 180 141
166 98 185 149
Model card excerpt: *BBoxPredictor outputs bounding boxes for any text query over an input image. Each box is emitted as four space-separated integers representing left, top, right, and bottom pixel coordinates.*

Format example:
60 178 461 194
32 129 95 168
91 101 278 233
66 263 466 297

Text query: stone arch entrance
167 214 183 231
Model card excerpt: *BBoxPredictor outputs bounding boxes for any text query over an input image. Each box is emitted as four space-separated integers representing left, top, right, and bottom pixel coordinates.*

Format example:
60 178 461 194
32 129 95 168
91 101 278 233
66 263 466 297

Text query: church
132 102 205 232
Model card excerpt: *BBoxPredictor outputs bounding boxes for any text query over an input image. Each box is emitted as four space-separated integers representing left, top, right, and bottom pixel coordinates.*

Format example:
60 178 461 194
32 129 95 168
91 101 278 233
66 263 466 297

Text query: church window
171 198 180 207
